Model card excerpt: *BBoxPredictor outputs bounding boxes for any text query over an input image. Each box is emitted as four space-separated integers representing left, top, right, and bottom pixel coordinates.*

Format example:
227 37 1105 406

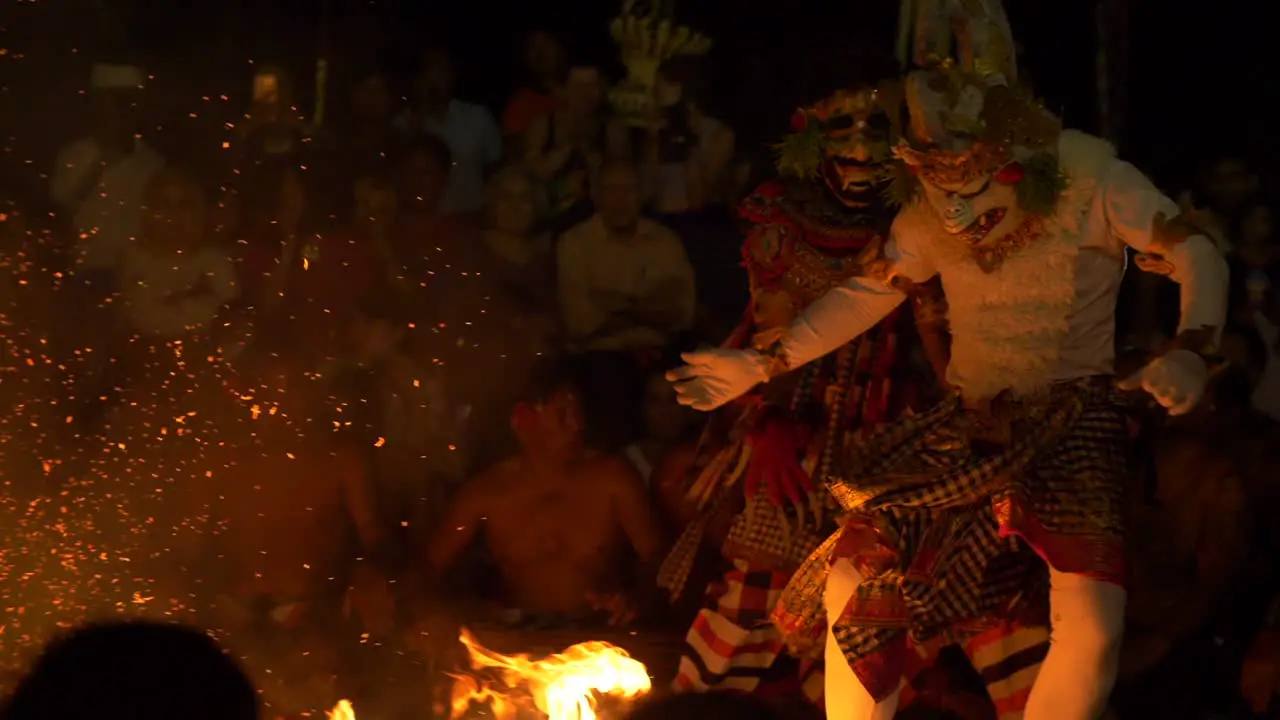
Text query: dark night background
0 0 1275 202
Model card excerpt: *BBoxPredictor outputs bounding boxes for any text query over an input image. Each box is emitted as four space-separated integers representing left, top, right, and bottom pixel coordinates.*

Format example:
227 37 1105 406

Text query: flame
328 699 356 720
450 628 651 720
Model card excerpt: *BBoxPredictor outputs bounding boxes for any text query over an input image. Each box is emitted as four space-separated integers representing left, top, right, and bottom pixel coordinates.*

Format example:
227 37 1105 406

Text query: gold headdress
607 0 713 123
893 0 1061 189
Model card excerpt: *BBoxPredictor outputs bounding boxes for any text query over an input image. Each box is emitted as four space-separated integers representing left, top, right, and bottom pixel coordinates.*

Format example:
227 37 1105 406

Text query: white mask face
921 174 1014 235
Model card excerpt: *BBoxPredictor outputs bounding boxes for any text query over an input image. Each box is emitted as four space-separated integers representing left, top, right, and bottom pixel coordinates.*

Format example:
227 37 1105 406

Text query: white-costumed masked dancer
666 1 1230 718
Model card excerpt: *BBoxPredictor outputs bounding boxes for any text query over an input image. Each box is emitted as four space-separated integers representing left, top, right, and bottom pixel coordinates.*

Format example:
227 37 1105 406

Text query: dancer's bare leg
823 559 901 720
1023 568 1126 720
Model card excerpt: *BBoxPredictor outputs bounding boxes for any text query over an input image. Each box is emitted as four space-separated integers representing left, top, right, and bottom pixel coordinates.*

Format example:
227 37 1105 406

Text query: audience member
557 160 695 353
396 47 502 215
117 167 238 341
170 346 393 713
524 58 619 234
283 175 397 358
644 56 736 217
229 160 309 314
1203 153 1260 221
50 62 165 285
420 359 662 623
502 28 566 141
343 68 404 181
238 64 311 166
480 165 558 341
624 368 698 487
557 160 695 446
335 290 452 562
0 621 259 720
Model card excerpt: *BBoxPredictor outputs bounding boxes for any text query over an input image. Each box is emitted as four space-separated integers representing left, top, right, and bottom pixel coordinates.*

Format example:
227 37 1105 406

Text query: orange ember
449 628 652 720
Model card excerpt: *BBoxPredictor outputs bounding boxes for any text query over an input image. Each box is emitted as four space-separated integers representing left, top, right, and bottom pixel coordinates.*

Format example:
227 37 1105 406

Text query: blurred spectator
0 621 259 720
231 162 308 313
335 290 451 562
644 57 736 216
558 160 694 447
624 368 697 487
321 66 407 215
419 359 662 622
387 134 483 302
283 175 396 358
174 346 392 713
396 47 502 215
480 165 558 349
557 160 695 354
1203 153 1259 220
344 67 403 176
239 64 310 162
118 167 237 340
524 58 618 234
642 56 743 335
502 29 566 141
50 62 164 283
1225 198 1280 419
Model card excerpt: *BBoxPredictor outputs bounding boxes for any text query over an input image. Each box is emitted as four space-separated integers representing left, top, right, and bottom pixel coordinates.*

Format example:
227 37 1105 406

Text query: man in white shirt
395 48 501 215
50 62 165 281
557 160 696 354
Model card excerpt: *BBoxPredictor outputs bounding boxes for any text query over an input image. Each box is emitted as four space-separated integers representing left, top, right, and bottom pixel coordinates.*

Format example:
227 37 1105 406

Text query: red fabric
502 88 560 137
745 414 815 507
994 494 1126 587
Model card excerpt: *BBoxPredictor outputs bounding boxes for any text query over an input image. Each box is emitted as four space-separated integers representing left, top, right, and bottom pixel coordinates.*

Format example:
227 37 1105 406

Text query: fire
450 628 651 720
328 699 356 720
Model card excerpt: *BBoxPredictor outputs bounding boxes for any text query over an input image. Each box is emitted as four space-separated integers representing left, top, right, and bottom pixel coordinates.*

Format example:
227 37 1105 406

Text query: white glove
667 348 771 411
1116 348 1208 416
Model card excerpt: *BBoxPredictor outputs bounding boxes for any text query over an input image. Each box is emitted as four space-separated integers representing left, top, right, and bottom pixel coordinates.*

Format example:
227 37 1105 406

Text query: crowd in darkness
3 3 1280 719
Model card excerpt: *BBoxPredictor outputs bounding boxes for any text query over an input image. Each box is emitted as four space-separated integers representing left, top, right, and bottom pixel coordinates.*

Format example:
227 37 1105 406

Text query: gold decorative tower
607 0 713 124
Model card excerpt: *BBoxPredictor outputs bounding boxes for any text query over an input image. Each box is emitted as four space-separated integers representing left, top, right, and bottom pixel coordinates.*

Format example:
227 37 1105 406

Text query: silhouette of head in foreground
625 691 785 720
1 620 259 720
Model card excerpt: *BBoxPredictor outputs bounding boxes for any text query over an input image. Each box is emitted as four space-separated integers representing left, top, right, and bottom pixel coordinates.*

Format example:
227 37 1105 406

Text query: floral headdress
774 81 904 182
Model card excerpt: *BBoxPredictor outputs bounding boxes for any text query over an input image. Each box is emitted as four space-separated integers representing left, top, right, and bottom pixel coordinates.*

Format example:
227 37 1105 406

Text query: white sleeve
1103 159 1229 338
778 213 930 368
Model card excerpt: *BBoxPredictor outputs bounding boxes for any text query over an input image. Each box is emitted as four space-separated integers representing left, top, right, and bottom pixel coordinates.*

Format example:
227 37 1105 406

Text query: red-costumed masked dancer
658 49 1048 715
667 1 1230 718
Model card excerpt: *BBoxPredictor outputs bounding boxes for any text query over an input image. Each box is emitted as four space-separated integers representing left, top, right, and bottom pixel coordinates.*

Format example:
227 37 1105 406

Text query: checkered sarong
774 377 1126 702
672 558 822 701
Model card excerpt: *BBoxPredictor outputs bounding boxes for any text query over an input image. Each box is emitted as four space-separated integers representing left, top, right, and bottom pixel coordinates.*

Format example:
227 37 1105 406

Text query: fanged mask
812 88 893 208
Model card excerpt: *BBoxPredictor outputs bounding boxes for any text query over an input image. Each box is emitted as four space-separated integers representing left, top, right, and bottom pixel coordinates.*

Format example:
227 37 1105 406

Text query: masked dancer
668 1 1228 718
658 47 957 707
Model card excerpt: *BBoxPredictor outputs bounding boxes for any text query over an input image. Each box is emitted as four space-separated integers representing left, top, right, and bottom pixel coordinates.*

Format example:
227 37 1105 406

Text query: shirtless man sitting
171 344 393 714
419 360 663 628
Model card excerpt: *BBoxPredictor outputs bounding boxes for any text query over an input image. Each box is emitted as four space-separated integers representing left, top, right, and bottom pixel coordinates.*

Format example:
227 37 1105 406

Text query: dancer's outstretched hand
667 348 771 411
1116 349 1207 416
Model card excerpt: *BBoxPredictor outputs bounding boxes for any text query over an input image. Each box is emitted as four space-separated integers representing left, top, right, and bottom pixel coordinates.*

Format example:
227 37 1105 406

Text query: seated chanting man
419 359 664 627
170 343 393 716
